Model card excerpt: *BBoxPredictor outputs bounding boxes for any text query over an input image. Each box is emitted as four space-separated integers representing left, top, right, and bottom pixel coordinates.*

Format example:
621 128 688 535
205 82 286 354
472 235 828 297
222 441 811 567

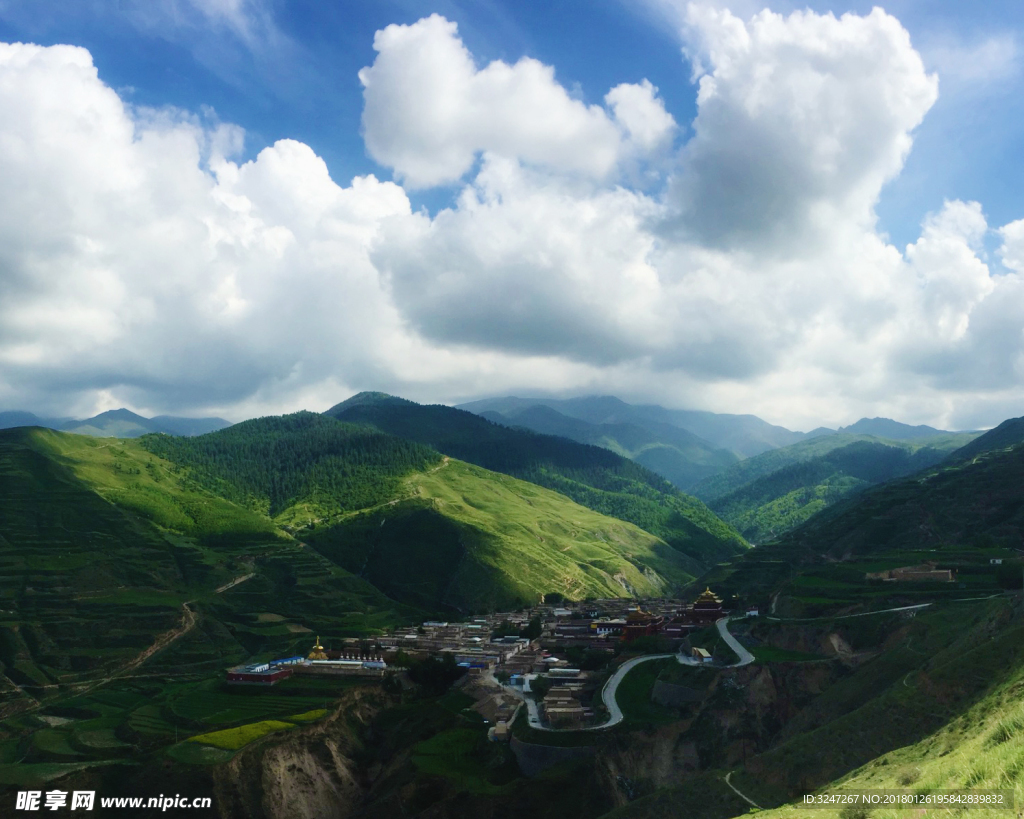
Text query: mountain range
458 395 811 459
0 407 231 437
456 395 976 509
697 413 1024 609
1 396 983 548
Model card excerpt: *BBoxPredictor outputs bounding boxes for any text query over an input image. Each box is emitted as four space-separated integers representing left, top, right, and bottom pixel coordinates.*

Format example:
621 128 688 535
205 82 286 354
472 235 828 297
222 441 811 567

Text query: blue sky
0 0 1022 429
0 2 704 218
2 0 1017 246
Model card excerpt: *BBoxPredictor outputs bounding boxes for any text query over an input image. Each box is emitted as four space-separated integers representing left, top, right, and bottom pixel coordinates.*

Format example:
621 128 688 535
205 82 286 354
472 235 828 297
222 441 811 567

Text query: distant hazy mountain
0 411 58 430
0 407 230 437
458 395 808 458
150 415 232 436
61 408 171 437
468 402 738 490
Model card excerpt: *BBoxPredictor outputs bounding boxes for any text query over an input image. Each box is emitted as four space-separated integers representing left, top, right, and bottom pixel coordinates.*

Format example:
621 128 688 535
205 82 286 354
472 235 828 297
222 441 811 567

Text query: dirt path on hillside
0 670 39 717
77 601 199 694
215 572 254 594
426 456 450 473
124 602 197 674
0 562 264 719
0 599 200 718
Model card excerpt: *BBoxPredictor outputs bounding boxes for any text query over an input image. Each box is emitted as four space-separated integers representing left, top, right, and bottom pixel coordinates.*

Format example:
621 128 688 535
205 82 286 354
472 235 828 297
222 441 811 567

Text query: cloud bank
0 6 1022 430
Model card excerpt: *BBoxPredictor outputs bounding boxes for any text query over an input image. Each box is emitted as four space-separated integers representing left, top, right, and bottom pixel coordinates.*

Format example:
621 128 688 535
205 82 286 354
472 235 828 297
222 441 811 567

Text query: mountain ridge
325 392 748 570
475 402 739 490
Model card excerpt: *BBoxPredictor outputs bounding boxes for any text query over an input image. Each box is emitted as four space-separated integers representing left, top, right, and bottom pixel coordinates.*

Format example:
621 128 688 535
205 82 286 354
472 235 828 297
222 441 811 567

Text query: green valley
692 432 979 543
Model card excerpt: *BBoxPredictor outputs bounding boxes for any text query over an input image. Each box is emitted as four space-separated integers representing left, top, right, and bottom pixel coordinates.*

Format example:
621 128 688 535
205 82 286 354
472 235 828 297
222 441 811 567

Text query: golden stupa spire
308 636 328 661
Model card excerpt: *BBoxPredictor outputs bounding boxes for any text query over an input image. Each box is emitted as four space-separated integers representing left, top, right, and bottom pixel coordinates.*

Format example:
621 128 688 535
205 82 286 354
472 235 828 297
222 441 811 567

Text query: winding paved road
724 771 762 808
717 616 755 666
510 616 753 732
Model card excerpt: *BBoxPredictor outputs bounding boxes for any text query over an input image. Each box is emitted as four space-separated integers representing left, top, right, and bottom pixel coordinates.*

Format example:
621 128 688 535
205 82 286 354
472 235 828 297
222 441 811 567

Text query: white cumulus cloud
0 6 1023 432
670 5 938 250
358 14 677 189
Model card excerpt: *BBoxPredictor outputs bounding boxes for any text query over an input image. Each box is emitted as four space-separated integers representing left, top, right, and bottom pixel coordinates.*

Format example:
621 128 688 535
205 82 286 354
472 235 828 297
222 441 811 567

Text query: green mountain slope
947 415 1024 463
0 428 191 702
306 459 693 611
706 440 967 542
0 427 420 696
325 393 748 569
686 429 979 543
139 411 695 607
789 439 1024 561
0 425 434 797
691 431 977 504
694 431 1024 623
477 403 738 490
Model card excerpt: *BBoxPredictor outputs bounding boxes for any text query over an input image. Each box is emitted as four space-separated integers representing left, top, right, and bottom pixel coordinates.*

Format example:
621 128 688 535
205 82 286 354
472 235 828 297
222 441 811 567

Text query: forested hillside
141 413 694 608
691 430 976 504
142 411 440 518
325 392 747 567
706 440 958 542
0 417 699 723
946 415 1024 463
305 459 694 611
686 425 978 542
694 432 1024 618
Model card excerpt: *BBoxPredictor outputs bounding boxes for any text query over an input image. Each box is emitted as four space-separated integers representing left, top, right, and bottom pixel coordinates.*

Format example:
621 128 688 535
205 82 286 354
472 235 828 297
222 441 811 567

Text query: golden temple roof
695 587 722 604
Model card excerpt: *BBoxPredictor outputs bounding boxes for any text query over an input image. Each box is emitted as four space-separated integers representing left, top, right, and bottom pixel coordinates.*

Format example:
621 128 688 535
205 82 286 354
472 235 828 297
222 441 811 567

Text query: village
225 587 758 732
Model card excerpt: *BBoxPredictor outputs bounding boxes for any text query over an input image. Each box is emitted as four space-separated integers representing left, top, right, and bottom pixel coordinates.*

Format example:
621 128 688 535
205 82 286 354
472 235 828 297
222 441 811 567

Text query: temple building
623 608 664 641
690 587 725 624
